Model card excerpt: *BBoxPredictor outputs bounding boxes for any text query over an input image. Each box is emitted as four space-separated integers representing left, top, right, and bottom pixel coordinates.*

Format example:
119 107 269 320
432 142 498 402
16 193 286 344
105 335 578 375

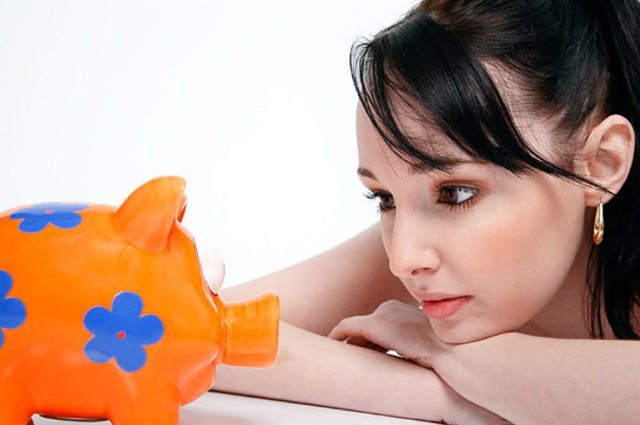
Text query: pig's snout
222 292 279 367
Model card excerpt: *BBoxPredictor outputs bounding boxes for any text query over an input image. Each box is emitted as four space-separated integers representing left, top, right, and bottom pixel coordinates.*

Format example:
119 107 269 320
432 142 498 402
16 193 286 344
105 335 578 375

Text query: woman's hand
327 299 449 368
328 300 512 424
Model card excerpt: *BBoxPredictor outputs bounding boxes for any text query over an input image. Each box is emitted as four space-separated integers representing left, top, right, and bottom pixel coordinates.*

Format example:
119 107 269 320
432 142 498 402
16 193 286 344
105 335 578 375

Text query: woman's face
355 101 592 343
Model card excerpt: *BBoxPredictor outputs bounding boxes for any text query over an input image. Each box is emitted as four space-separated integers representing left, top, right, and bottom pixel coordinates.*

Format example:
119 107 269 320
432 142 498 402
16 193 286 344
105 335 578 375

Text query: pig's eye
195 239 225 294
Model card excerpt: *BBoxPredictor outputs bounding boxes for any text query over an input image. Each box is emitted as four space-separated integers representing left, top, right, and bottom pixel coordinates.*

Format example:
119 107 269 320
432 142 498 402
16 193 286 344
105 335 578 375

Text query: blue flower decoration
0 270 27 349
9 202 88 233
84 292 164 373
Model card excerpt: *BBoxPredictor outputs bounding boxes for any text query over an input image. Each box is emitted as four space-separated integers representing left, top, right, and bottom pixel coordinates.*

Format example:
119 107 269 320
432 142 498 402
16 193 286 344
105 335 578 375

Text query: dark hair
350 0 640 339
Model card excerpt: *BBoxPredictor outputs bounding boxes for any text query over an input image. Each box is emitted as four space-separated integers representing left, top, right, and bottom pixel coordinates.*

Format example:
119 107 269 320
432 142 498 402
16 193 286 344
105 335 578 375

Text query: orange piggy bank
0 176 279 425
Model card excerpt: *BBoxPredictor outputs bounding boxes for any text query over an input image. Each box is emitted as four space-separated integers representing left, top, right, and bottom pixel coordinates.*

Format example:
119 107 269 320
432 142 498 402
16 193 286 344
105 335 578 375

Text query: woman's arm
215 321 507 424
214 322 455 422
325 300 640 424
434 333 640 425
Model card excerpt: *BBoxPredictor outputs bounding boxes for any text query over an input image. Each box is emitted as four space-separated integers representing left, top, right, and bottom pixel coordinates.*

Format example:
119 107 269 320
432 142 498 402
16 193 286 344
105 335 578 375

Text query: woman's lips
421 296 471 319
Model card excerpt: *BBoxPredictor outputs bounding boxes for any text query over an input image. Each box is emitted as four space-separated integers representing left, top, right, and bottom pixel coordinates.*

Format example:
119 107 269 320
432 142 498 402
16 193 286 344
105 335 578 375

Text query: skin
325 99 637 424
214 81 636 423
351 101 596 343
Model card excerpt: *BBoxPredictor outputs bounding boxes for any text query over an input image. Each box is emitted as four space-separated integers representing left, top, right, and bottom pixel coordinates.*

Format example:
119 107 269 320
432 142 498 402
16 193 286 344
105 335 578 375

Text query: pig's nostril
117 331 126 339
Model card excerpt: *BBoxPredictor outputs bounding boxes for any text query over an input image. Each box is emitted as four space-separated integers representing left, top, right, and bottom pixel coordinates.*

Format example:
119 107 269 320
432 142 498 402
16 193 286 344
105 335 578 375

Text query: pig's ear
114 176 187 252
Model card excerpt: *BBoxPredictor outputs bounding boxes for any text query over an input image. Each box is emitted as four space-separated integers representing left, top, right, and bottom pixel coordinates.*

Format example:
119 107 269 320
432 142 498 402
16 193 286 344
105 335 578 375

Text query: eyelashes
363 190 395 214
363 185 479 214
438 186 477 212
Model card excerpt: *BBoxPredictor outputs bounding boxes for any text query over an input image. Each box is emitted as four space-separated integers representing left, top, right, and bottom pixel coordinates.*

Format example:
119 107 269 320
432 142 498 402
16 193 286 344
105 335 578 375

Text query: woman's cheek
463 197 564 323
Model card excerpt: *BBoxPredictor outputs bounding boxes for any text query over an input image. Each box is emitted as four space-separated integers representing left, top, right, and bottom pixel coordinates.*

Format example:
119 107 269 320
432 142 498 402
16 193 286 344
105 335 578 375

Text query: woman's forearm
212 321 454 422
434 332 640 425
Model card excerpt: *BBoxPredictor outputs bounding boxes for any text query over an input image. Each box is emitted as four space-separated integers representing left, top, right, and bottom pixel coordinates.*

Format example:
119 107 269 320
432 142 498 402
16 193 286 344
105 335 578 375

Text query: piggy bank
0 176 279 425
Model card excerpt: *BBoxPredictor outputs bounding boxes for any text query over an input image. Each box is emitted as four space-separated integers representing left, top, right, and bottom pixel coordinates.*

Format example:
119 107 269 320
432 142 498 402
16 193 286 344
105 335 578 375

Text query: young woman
212 1 640 424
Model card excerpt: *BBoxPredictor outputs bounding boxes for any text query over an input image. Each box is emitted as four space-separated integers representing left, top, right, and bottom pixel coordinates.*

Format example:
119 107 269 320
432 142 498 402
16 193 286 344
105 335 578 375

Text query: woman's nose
387 215 441 279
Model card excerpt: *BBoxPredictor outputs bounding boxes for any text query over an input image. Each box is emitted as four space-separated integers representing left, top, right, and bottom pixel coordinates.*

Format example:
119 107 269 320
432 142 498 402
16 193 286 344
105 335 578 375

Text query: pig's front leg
0 380 35 425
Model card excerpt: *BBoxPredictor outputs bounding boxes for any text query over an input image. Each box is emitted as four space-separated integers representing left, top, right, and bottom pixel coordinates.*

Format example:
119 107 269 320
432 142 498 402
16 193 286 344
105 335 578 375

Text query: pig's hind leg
0 381 35 425
109 391 180 425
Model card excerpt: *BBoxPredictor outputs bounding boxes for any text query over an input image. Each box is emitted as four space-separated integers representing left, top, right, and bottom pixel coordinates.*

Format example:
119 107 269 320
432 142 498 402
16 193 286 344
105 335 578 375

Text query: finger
327 324 340 340
327 326 351 341
327 316 365 341
329 319 392 353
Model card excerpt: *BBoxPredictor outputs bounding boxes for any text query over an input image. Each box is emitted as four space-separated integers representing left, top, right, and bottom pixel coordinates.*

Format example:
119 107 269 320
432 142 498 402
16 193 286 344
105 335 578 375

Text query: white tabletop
32 390 437 425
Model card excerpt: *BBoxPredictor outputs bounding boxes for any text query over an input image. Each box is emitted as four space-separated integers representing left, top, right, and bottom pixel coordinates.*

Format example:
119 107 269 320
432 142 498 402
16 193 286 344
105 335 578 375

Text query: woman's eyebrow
407 159 484 175
358 159 483 180
357 167 377 180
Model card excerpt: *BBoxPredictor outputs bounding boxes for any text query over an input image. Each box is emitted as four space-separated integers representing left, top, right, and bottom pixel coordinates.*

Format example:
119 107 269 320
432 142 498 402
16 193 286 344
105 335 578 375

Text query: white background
0 0 418 286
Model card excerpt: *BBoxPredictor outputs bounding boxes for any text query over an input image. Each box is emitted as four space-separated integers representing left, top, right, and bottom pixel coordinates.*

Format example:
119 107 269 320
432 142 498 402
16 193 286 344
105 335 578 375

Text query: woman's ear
574 114 635 207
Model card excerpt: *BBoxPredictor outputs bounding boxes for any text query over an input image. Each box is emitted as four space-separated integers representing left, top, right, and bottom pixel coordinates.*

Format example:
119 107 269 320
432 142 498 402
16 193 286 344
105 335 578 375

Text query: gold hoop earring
593 200 604 245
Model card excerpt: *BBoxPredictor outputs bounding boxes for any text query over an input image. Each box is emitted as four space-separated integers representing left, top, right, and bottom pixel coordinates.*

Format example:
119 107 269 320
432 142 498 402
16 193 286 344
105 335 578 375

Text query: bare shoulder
222 223 416 336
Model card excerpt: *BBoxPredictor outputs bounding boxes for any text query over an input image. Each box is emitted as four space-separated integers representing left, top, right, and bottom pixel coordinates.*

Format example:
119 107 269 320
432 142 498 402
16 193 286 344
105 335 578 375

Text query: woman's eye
363 191 395 214
437 186 478 210
364 186 478 215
